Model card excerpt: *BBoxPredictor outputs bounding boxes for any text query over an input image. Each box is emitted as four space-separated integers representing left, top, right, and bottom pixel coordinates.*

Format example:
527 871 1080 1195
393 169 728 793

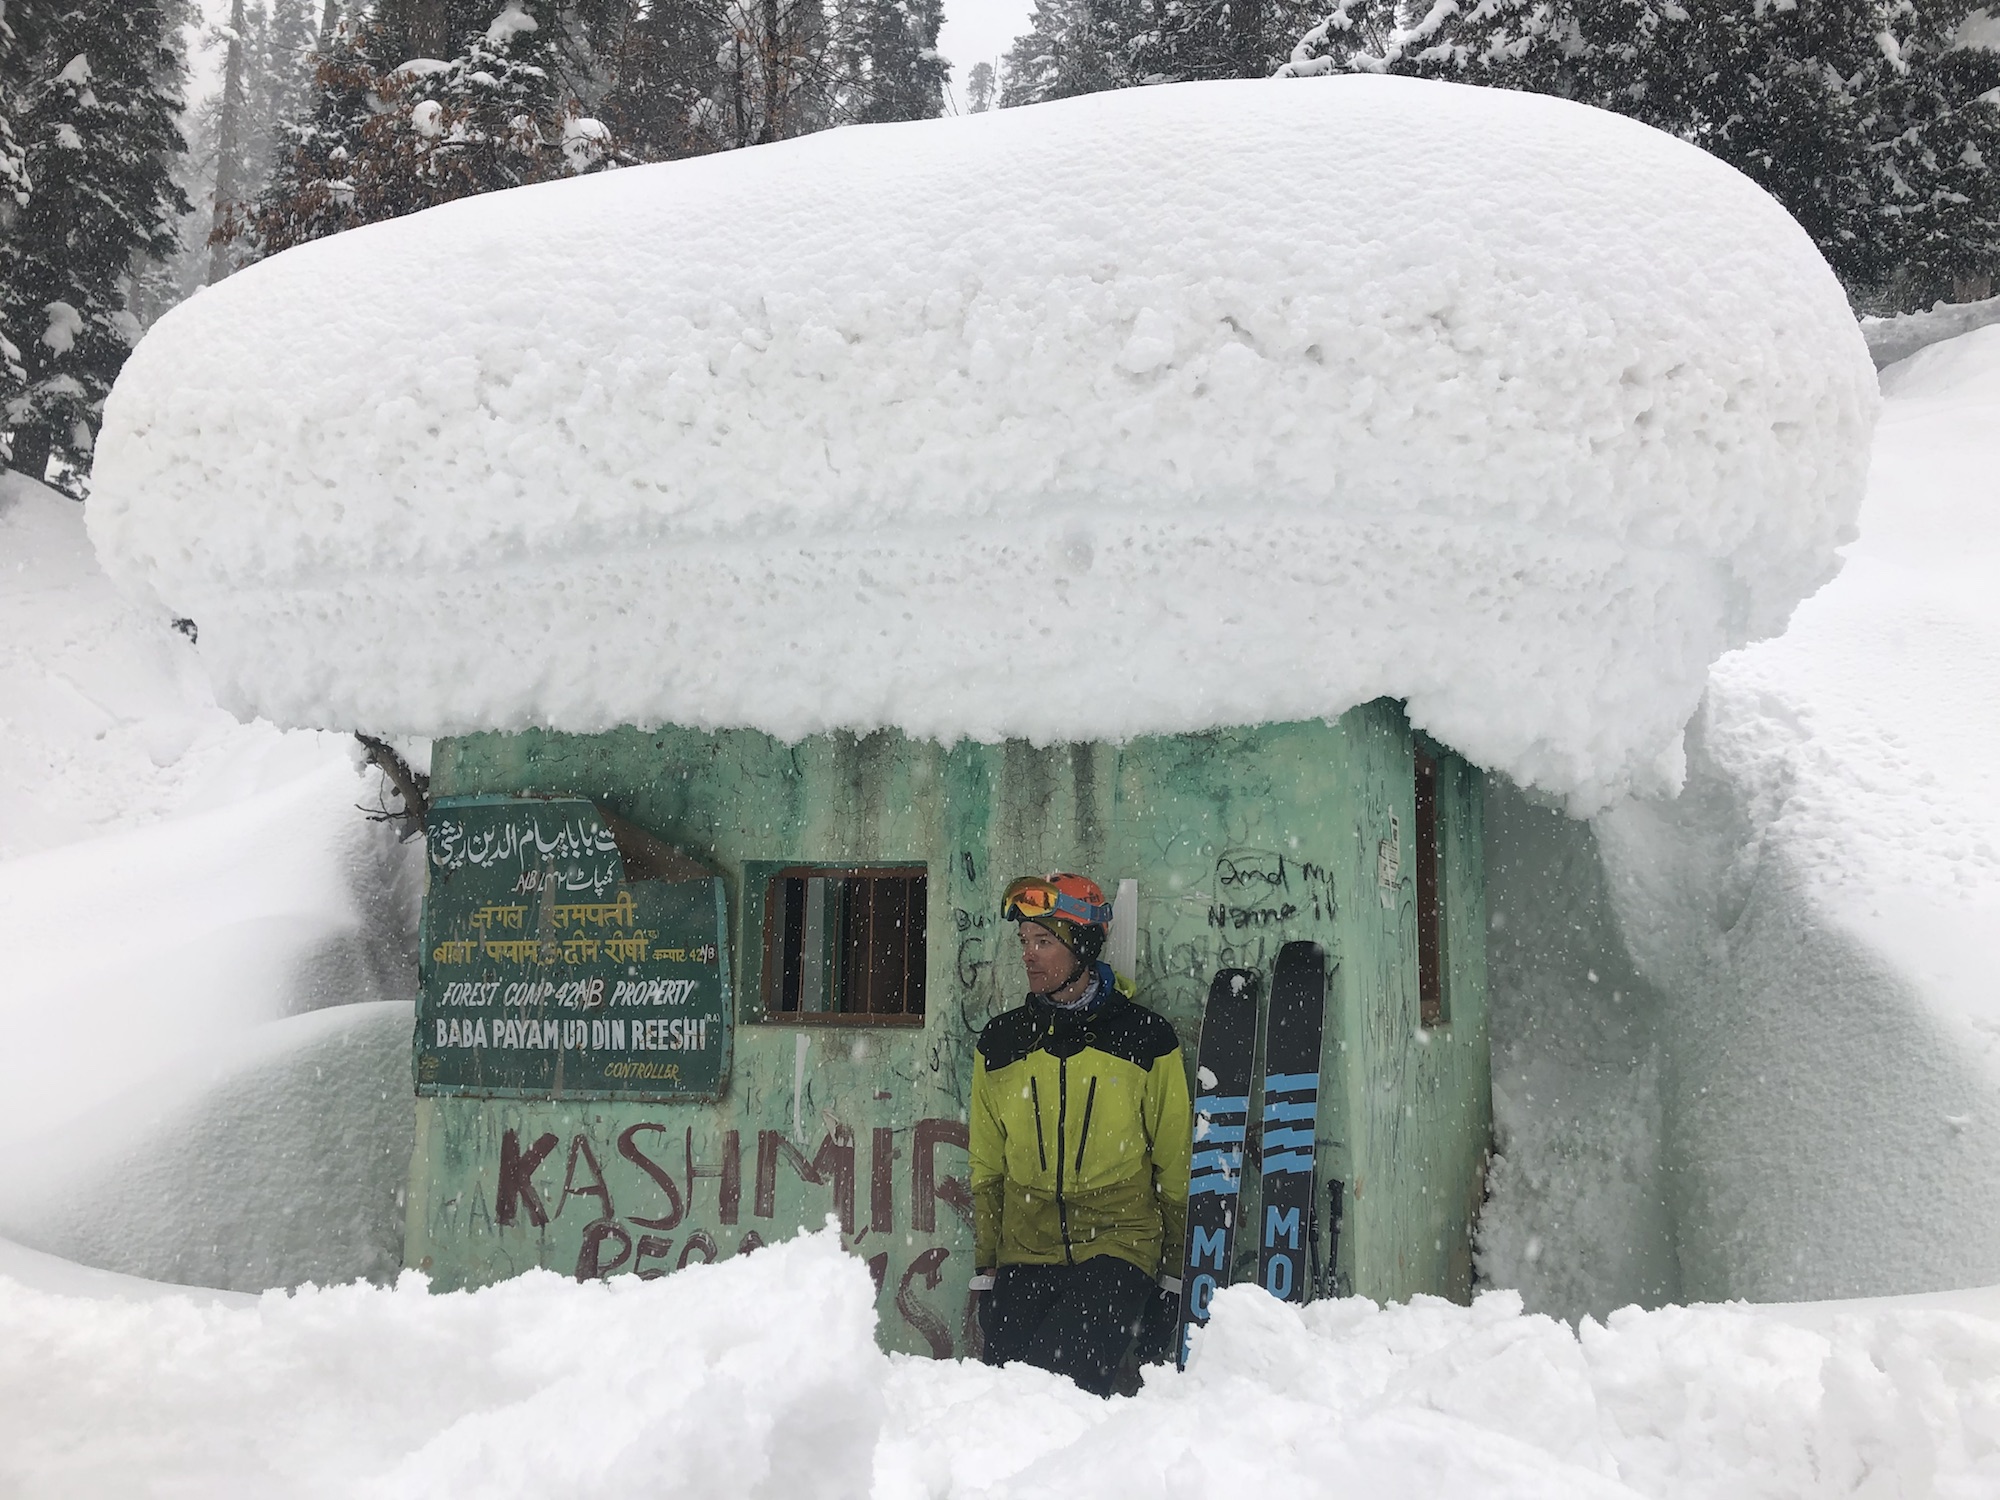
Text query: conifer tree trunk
10 425 53 489
208 0 249 284
761 0 782 144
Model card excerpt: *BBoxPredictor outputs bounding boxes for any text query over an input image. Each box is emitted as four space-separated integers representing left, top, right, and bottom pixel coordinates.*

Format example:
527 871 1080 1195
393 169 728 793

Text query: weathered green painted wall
406 703 1488 1351
1337 743 1490 1303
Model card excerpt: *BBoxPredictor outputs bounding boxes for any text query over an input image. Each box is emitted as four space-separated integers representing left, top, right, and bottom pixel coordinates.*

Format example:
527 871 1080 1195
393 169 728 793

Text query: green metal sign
417 796 731 1101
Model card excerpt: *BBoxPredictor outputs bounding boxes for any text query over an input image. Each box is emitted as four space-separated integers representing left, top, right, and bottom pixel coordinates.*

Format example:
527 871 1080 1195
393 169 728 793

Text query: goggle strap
1052 891 1112 926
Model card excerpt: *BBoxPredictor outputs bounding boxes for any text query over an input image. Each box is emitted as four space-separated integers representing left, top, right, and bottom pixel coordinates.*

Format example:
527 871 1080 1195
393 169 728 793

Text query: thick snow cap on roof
90 77 1875 810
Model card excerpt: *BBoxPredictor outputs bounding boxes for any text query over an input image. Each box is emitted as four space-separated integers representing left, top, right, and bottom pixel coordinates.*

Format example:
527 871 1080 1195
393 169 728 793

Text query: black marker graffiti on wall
1208 849 1338 929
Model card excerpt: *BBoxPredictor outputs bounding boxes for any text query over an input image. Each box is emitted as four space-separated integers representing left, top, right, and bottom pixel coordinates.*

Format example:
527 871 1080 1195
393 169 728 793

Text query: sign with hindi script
417 797 732 1101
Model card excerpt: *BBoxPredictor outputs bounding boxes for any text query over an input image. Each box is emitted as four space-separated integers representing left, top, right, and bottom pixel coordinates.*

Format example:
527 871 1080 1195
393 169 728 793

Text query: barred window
761 867 926 1024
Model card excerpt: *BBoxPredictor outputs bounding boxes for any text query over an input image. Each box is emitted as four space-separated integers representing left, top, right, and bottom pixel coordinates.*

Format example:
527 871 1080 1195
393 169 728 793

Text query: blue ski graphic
1177 967 1260 1368
1257 942 1327 1303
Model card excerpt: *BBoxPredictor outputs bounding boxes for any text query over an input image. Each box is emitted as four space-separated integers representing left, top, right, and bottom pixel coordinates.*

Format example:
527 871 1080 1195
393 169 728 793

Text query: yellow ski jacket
969 967 1191 1277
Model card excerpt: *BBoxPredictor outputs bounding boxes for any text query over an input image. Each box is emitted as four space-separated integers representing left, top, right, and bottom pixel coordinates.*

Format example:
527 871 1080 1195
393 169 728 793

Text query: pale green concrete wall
407 703 1487 1352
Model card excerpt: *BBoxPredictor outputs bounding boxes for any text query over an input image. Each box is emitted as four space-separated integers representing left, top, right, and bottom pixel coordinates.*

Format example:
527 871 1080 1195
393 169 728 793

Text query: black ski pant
979 1256 1154 1397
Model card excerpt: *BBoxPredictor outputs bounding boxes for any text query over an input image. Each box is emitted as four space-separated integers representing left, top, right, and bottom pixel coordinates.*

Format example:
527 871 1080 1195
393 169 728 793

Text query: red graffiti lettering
635 1234 674 1279
575 1219 631 1281
497 1129 559 1227
685 1129 741 1225
754 1128 856 1234
896 1247 954 1358
556 1134 614 1221
678 1230 718 1268
912 1119 970 1233
617 1124 685 1231
870 1127 895 1235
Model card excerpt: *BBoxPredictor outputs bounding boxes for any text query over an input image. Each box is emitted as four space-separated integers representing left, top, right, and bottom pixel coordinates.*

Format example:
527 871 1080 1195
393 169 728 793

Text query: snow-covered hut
88 76 1875 1354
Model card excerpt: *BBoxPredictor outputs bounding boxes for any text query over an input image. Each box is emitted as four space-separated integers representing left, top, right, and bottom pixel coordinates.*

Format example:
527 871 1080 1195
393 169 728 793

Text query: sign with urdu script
416 796 731 1101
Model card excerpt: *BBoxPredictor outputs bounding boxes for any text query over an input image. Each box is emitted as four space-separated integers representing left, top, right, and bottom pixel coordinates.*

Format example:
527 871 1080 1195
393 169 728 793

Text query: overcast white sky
936 0 1038 107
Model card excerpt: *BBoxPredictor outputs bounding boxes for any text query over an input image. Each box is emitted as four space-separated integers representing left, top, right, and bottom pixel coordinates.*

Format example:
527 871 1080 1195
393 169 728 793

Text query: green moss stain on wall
408 703 1487 1350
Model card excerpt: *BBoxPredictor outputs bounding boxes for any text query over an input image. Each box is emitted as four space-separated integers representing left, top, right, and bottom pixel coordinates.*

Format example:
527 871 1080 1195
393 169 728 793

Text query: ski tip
1211 967 1259 1000
1276 939 1326 972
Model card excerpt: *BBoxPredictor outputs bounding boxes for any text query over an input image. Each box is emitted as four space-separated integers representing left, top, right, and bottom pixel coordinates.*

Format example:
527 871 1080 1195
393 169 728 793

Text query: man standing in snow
968 874 1191 1396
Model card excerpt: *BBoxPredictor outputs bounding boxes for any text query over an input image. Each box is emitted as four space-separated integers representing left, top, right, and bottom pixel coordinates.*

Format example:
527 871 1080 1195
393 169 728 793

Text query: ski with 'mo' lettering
1176 967 1260 1369
1256 940 1327 1304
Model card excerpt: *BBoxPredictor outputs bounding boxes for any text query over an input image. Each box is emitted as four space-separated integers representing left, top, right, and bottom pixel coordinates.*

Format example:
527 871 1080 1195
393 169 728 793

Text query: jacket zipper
1074 1075 1098 1174
1056 1056 1073 1263
1030 1076 1048 1171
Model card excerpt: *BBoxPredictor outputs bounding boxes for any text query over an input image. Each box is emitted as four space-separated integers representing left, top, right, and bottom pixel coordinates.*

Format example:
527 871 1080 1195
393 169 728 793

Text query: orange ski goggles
1001 874 1112 928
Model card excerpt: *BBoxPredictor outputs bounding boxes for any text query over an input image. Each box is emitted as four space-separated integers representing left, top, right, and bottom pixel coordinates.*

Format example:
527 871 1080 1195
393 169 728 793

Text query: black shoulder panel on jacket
977 994 1181 1072
977 1004 1045 1072
1086 995 1182 1069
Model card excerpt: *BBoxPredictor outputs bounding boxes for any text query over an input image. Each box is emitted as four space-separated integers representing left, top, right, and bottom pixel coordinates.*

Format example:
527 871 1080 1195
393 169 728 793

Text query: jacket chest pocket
1067 1064 1144 1189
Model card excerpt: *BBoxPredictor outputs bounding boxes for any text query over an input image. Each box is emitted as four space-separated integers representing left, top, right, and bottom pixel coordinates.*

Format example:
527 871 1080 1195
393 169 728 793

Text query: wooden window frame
1414 748 1449 1030
759 865 927 1027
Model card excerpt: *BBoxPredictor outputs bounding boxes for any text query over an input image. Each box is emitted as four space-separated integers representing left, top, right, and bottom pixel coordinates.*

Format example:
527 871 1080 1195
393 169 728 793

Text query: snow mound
0 1002 414 1292
9 1227 2000 1498
89 77 1874 809
1 1228 884 1499
0 470 422 1294
0 757 419 1154
1861 291 2000 368
0 767 420 1292
0 471 284 858
1475 782 1678 1321
0 1235 253 1305
1597 324 2000 1301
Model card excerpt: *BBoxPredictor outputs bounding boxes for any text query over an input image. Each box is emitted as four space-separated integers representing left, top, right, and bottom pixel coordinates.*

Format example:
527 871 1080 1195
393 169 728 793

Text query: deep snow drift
1 470 263 857
1590 325 2000 1304
89 77 1874 810
7 1226 2000 1499
1474 782 1679 1320
0 475 420 1289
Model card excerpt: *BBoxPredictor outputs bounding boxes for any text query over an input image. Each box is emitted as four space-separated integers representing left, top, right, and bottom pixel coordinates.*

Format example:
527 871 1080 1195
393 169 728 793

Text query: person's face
1018 921 1075 993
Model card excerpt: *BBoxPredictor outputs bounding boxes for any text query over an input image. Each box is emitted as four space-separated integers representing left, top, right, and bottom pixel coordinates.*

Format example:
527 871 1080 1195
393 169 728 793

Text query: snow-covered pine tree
124 0 321 323
1864 4 2000 305
1132 0 1321 85
1280 0 2000 310
209 0 255 283
0 4 29 210
594 0 731 159
242 10 383 256
250 0 595 257
697 0 841 148
839 0 947 124
212 0 320 273
999 0 1146 105
0 0 37 444
401 2 579 180
964 58 995 110
0 0 190 489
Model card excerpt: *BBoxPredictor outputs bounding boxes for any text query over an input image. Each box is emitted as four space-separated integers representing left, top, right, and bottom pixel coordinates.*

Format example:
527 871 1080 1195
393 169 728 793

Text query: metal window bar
766 868 926 1023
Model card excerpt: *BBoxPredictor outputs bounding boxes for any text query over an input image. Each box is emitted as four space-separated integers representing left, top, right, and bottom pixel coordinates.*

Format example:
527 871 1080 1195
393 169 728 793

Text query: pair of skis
1176 940 1328 1369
